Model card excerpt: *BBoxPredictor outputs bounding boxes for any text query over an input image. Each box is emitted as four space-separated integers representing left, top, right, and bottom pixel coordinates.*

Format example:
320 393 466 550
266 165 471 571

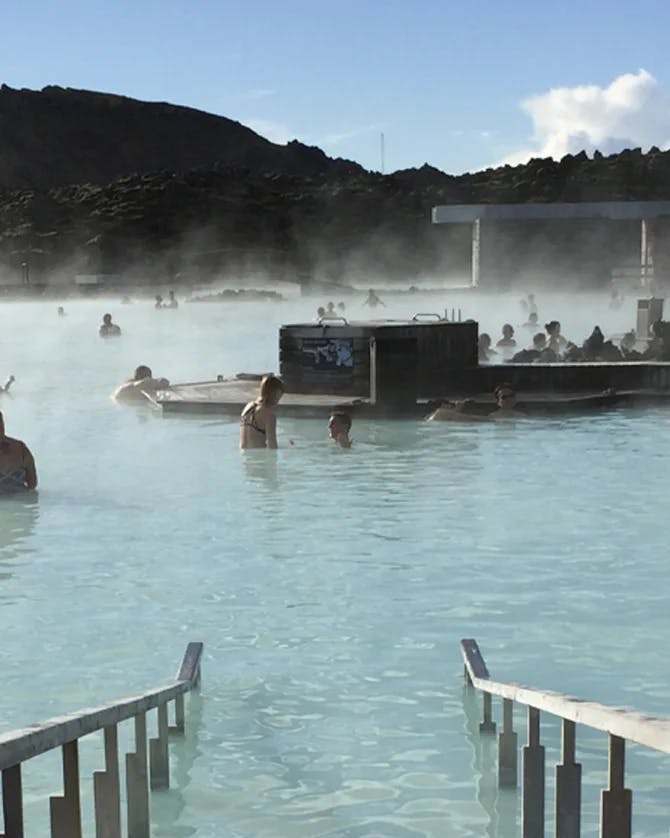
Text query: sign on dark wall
300 338 354 370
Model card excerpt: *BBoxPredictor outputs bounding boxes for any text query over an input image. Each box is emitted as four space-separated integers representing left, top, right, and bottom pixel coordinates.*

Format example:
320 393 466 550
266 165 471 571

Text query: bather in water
0 410 38 493
113 366 170 403
240 374 284 450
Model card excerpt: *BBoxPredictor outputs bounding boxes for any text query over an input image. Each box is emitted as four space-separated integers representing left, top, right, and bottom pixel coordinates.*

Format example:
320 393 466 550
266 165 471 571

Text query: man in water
99 313 121 337
166 290 179 309
328 412 352 448
0 411 38 493
363 289 384 308
491 385 524 420
113 366 170 403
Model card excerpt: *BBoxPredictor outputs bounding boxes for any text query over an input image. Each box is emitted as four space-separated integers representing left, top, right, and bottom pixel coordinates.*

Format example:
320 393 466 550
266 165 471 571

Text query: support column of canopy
471 219 481 288
641 218 654 289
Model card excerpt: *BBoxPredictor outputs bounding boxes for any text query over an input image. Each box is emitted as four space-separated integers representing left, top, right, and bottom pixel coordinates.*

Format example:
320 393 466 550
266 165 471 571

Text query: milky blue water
1 289 669 837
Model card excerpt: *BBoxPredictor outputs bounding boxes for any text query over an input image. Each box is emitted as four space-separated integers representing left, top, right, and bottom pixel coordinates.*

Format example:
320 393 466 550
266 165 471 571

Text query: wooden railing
0 641 203 838
461 638 670 838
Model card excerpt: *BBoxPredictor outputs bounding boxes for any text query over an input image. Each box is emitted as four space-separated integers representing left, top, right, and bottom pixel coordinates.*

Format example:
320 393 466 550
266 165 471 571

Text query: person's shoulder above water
99 313 121 337
240 374 284 450
328 412 352 447
113 365 170 402
426 399 490 422
490 385 525 420
0 410 38 492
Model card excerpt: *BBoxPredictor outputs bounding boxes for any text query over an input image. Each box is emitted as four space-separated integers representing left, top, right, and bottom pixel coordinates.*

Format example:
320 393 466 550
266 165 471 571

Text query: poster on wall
301 338 354 370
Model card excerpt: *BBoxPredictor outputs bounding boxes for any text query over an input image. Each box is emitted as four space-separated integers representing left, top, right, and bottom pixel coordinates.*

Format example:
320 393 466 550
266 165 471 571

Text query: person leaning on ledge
113 366 170 403
0 410 38 493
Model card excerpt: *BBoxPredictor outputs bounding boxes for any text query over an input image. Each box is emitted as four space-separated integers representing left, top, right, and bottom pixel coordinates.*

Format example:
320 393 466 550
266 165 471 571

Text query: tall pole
380 132 385 174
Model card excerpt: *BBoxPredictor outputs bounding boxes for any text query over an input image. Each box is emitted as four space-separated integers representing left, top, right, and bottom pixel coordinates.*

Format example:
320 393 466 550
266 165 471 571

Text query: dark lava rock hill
0 84 362 190
2 85 670 286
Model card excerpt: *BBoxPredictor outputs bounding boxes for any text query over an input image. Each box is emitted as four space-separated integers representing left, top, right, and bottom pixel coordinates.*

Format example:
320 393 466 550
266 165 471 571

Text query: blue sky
2 0 670 174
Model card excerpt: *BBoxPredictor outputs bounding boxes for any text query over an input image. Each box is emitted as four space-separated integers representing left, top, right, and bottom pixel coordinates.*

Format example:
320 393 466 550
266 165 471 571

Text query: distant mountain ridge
0 84 362 189
2 84 670 286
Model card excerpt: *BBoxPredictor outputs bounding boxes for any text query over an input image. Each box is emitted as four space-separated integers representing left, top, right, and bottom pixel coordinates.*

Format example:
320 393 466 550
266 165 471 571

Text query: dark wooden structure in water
158 314 670 417
278 316 477 405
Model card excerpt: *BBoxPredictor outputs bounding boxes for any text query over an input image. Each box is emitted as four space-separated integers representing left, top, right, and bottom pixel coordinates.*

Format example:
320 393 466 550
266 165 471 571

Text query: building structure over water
431 201 670 289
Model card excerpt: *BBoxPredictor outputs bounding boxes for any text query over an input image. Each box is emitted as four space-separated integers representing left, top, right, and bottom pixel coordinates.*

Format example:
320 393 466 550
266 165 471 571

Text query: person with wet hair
545 320 567 355
491 384 524 420
99 313 121 337
496 324 517 359
328 412 352 448
478 333 496 363
0 410 37 493
113 366 170 403
240 374 284 450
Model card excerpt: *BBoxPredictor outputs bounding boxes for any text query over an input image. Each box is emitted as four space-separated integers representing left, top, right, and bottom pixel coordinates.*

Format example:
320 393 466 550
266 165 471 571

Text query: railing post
555 719 581 838
49 740 82 838
498 698 517 788
600 735 631 838
522 706 545 838
171 694 185 734
2 764 24 838
126 713 150 838
149 704 170 790
481 692 496 733
93 724 121 838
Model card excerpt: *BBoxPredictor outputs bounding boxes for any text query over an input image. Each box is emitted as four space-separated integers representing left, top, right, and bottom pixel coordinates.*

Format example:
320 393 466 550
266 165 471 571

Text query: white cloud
240 88 275 101
501 69 670 165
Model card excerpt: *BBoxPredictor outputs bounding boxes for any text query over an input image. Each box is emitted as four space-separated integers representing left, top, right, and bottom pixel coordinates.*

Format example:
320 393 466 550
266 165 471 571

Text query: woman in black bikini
240 375 284 450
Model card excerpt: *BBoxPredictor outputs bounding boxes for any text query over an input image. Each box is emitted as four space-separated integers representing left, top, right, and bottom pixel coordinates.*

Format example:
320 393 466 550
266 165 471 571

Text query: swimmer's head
328 412 352 438
102 313 112 325
317 306 326 317
494 384 516 408
260 374 284 405
134 365 152 380
533 332 546 349
502 323 514 339
479 333 492 349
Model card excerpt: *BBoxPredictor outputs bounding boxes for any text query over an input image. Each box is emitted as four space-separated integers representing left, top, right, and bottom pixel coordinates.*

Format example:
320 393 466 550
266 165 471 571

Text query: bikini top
240 403 265 435
0 468 27 493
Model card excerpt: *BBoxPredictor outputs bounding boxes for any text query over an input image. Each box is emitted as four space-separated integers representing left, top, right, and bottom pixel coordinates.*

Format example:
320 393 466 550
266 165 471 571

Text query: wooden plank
464 659 670 756
461 638 491 680
0 644 202 771
126 714 149 838
175 642 203 683
2 764 23 838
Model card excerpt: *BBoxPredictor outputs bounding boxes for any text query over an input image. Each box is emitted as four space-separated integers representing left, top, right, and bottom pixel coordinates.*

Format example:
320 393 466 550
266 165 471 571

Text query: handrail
460 638 663 838
411 312 443 321
0 642 203 838
317 316 348 325
461 638 670 754
0 642 203 771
